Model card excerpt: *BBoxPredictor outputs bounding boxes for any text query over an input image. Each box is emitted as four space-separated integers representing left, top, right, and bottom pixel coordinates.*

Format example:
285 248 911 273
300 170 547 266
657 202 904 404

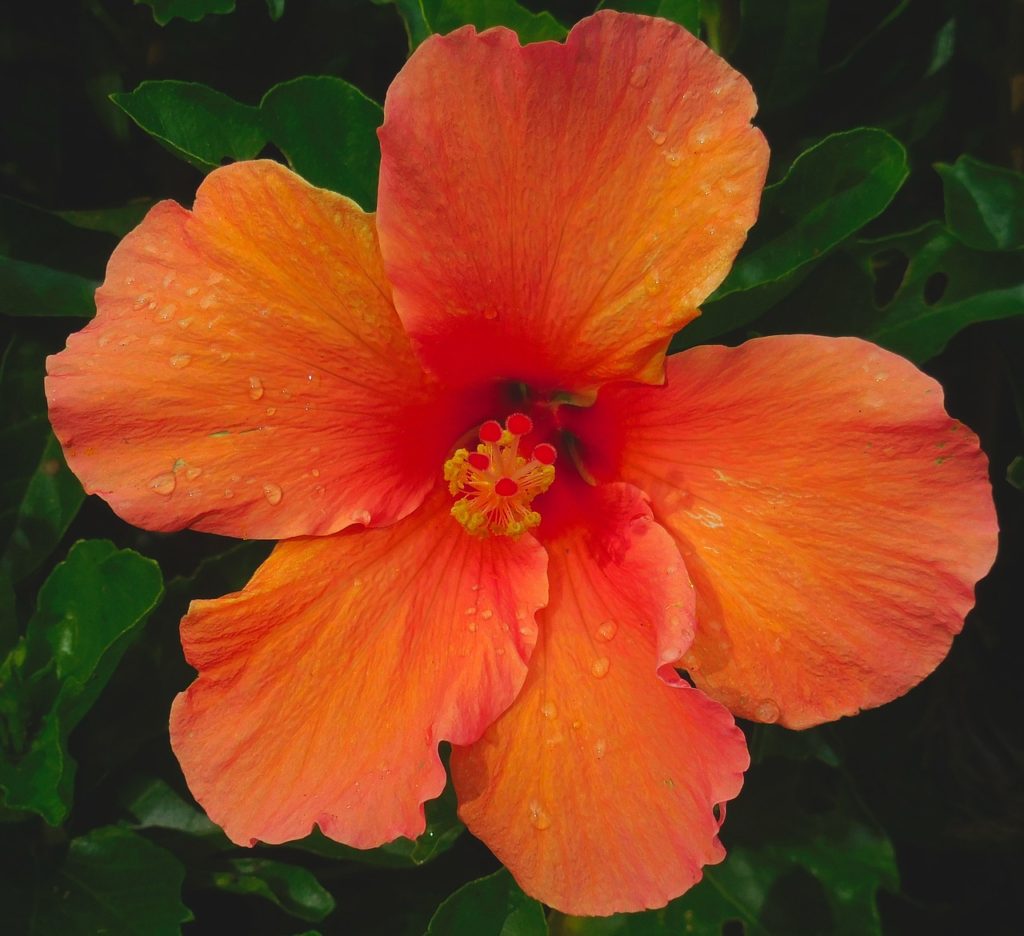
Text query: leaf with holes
859 223 1024 361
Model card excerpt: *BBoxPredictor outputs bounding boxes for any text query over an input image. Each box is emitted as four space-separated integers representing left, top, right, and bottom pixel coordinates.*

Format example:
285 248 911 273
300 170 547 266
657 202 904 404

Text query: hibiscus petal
46 160 488 538
377 11 768 393
170 486 548 848
451 482 747 915
569 336 999 728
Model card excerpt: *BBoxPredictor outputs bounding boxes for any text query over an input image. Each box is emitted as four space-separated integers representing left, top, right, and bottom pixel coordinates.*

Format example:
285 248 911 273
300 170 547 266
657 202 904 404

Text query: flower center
444 412 557 536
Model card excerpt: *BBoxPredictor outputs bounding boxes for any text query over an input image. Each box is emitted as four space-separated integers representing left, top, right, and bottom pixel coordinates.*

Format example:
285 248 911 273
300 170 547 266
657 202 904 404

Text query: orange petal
377 11 768 393
46 161 490 538
170 485 548 848
569 336 999 728
451 482 747 915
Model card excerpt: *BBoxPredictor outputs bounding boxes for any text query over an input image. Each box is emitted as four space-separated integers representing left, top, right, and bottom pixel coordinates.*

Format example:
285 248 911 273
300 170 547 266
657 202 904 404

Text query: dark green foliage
0 0 1020 933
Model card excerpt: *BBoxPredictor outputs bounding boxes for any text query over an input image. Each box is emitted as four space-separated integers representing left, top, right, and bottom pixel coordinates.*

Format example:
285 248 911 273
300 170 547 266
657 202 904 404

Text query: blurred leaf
747 723 840 768
1 826 190 935
560 762 897 936
111 81 267 172
427 868 547 935
134 0 236 26
381 0 432 49
421 0 567 42
290 777 464 867
0 540 163 823
1007 456 1024 490
679 128 908 347
0 256 96 318
266 0 286 20
597 0 700 33
260 77 383 210
0 433 85 583
936 155 1024 252
860 223 1024 361
732 0 829 112
211 858 336 922
0 195 116 275
56 202 153 237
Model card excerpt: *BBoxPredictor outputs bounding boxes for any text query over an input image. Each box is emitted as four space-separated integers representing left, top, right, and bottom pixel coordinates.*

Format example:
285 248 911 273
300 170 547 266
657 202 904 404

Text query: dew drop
594 739 607 760
596 620 617 642
248 376 264 400
644 270 663 295
312 484 326 497
177 317 193 329
481 609 493 621
465 607 477 616
199 294 216 309
482 308 498 321
590 656 611 678
185 467 202 481
223 488 234 499
528 800 552 831
169 353 192 369
647 125 667 146
265 406 277 416
664 149 682 167
756 699 780 724
97 334 110 347
467 620 478 633
186 286 199 297
156 305 175 322
629 63 648 88
263 483 283 506
311 468 321 477
541 701 558 720
149 472 176 496
162 272 176 288
351 509 372 525
471 583 481 592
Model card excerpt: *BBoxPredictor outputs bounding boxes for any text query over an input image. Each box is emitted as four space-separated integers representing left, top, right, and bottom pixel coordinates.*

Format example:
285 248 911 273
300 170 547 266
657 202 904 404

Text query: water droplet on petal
149 472 176 495
647 125 667 146
223 488 234 499
185 467 202 481
664 149 681 167
265 406 277 416
596 620 617 642
482 308 498 321
541 701 558 720
756 699 780 723
481 609 493 621
169 354 192 369
351 509 372 525
263 483 283 506
591 657 611 678
594 738 607 759
465 607 477 616
248 376 264 400
629 64 648 88
529 800 552 830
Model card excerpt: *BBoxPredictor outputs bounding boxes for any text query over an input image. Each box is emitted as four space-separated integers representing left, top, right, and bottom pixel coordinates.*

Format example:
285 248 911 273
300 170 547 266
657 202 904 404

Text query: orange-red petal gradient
377 11 768 393
170 486 548 848
451 482 748 915
46 161 489 539
569 336 999 729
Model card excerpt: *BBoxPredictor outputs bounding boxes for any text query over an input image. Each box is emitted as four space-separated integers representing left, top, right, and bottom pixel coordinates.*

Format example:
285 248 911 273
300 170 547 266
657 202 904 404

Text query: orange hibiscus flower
45 12 997 916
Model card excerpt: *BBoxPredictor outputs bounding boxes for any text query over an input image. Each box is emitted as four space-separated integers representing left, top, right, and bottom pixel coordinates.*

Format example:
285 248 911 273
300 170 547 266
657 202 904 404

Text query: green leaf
383 0 433 50
597 0 700 34
266 0 286 20
936 155 1024 251
122 775 226 841
0 255 96 318
678 128 908 347
0 541 163 823
1 826 190 935
113 77 383 204
134 0 236 26
55 202 153 237
427 868 547 936
211 858 336 922
260 77 384 210
421 0 567 43
860 223 1024 362
1 433 85 583
111 81 267 171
